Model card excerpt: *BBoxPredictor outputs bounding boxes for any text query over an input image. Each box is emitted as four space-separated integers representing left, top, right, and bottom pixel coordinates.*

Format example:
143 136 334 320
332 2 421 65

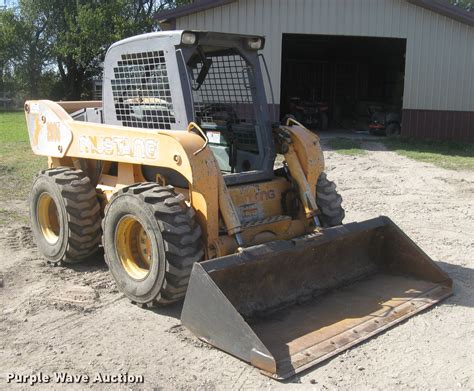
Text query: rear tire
385 123 401 137
29 167 101 264
102 183 204 307
316 172 345 227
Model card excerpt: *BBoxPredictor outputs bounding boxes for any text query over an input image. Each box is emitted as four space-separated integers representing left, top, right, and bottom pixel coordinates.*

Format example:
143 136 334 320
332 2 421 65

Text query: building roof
156 0 473 27
157 0 235 21
407 0 473 26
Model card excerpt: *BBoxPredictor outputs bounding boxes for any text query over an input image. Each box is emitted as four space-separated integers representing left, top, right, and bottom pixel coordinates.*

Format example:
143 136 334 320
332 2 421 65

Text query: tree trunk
57 56 85 100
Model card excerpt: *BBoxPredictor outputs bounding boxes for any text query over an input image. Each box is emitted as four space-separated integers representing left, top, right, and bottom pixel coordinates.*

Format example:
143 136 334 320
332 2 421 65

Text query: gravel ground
1 140 473 390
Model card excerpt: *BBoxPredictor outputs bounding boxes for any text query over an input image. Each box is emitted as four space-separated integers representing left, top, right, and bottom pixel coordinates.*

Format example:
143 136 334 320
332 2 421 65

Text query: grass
0 111 29 142
325 136 474 170
0 111 46 209
324 137 367 156
382 138 474 171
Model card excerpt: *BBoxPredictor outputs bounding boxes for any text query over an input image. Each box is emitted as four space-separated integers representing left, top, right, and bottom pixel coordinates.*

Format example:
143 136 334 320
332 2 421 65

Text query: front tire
29 167 102 264
316 172 345 227
102 183 204 307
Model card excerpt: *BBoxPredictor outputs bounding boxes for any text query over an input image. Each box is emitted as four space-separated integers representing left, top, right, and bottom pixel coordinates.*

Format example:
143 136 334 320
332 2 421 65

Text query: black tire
385 123 401 137
29 167 101 264
316 172 345 227
102 183 204 307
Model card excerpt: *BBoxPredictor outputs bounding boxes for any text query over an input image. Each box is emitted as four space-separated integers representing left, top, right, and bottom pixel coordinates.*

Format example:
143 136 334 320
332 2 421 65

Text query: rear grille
111 50 176 130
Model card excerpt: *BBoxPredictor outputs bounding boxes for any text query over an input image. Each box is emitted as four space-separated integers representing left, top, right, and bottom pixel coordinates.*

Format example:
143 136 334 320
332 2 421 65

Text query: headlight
247 37 262 50
181 32 197 45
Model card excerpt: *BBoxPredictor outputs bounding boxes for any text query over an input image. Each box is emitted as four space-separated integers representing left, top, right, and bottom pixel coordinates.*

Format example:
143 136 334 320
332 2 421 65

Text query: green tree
32 0 159 99
1 4 51 99
1 0 190 101
0 9 22 98
449 0 473 11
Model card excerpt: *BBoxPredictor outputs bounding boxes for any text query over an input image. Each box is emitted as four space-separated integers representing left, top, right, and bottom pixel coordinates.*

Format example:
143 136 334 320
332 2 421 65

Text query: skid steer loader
24 31 452 379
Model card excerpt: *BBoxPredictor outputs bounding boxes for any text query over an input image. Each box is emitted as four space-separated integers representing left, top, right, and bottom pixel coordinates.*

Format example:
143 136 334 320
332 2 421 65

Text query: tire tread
35 167 102 263
103 183 203 306
316 172 345 227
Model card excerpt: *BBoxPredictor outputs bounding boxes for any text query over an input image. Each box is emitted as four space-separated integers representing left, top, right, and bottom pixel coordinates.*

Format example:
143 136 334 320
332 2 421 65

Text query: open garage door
280 34 406 132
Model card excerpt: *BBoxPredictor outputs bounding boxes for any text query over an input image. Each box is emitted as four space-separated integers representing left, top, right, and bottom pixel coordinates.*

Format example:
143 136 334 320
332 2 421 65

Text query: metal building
158 0 473 141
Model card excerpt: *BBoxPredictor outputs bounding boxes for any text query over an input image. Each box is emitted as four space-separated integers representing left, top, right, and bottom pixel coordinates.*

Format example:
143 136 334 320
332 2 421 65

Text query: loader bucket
181 216 452 379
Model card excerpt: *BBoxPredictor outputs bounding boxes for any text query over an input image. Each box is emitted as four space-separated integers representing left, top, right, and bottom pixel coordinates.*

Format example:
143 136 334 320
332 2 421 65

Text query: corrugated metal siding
176 0 474 112
403 109 474 141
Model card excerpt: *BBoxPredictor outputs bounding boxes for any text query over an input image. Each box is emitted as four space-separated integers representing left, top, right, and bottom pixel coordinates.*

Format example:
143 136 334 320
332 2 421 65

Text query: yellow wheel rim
37 193 60 244
116 215 152 280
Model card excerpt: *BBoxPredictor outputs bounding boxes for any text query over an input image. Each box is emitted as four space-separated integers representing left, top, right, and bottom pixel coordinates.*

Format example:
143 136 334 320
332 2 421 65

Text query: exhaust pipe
181 217 452 379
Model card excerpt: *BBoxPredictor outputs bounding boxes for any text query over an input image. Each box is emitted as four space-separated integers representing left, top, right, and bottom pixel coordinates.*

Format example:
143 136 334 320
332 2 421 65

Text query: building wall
175 0 474 114
403 109 473 140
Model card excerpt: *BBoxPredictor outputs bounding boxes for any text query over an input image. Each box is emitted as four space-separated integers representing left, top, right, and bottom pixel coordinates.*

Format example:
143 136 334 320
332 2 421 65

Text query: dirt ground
1 140 473 390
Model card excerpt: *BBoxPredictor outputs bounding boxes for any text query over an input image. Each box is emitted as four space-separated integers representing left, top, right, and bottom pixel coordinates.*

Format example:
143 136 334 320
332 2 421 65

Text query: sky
1 0 17 8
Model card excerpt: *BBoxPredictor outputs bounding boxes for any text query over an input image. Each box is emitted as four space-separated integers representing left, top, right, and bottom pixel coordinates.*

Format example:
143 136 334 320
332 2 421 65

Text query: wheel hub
116 215 152 280
37 193 60 244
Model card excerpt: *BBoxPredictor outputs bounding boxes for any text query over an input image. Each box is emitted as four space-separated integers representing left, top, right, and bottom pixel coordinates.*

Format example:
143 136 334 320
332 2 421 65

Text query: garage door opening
280 34 406 132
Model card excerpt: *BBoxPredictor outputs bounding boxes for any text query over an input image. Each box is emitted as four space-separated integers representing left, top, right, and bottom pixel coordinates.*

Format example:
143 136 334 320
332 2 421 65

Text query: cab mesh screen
111 50 175 130
191 54 255 124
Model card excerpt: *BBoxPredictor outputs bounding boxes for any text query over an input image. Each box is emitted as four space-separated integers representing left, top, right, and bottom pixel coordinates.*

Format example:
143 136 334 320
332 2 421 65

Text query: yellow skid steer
24 31 452 379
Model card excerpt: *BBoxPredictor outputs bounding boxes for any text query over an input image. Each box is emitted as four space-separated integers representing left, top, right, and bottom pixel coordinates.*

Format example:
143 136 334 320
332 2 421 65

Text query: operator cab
102 30 275 186
186 42 263 175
